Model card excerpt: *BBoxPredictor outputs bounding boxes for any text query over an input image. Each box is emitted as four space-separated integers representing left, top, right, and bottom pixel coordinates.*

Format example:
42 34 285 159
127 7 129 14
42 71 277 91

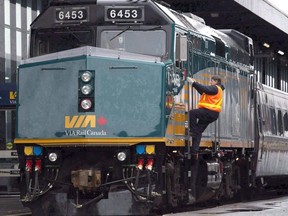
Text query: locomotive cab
29 0 173 59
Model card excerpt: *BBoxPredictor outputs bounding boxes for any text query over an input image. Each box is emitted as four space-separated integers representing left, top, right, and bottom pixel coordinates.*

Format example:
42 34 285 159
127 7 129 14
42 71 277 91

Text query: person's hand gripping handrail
187 77 196 85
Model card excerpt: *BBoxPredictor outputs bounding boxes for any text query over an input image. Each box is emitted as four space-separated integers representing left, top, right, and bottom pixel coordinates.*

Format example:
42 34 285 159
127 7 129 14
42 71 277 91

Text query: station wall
0 0 41 150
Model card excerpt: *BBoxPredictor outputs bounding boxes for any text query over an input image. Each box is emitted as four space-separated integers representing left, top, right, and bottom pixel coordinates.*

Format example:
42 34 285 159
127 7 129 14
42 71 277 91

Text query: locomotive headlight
48 153 58 162
81 85 93 95
78 70 95 112
117 152 127 161
81 99 92 110
81 71 93 82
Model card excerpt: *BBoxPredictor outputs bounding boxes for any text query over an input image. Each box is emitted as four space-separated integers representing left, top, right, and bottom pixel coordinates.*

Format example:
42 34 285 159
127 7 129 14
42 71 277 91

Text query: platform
0 195 31 216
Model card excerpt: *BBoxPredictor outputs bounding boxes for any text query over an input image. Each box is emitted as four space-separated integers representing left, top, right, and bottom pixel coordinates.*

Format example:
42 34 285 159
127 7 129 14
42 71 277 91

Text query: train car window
257 105 263 133
261 105 269 133
277 110 284 136
270 108 277 135
100 30 166 57
34 29 93 56
284 112 288 137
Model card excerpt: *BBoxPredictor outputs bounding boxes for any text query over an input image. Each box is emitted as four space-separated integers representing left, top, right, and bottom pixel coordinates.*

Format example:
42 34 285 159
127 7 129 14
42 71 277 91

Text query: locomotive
14 0 288 215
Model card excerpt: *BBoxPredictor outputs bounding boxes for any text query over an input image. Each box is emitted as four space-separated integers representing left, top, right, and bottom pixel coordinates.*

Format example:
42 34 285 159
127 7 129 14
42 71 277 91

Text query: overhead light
210 13 219 18
278 50 284 55
263 43 270 48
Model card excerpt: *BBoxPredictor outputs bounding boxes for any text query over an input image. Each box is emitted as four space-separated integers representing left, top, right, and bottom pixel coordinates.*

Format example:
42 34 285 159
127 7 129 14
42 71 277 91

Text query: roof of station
163 0 288 59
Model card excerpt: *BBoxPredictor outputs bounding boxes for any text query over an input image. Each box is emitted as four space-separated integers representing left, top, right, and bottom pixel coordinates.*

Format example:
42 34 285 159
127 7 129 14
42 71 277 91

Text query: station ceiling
164 0 288 60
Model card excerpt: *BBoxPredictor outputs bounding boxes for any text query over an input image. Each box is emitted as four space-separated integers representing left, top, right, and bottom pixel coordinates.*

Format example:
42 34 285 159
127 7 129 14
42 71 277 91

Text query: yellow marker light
146 145 155 154
24 146 33 156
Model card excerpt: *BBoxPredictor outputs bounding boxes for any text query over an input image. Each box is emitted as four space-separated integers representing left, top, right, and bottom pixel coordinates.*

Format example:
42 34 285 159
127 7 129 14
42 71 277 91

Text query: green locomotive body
17 1 288 215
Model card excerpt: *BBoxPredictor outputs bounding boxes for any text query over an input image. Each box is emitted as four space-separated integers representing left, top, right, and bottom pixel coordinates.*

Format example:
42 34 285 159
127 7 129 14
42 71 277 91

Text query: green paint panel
17 55 165 139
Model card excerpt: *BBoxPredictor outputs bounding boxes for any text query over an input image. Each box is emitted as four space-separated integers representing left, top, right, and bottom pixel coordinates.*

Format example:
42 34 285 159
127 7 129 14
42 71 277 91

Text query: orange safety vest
198 85 223 112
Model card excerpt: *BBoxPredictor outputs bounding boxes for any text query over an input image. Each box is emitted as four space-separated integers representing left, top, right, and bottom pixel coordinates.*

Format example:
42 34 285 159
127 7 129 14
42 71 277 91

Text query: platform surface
0 195 31 216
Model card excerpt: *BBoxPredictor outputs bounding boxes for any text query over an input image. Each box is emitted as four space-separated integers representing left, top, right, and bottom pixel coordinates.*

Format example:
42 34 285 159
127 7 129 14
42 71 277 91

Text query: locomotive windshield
32 27 166 57
33 28 93 56
100 30 166 56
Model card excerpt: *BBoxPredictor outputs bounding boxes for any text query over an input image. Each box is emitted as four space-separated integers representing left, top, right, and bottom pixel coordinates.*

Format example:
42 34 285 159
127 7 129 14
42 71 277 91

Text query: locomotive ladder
184 80 197 204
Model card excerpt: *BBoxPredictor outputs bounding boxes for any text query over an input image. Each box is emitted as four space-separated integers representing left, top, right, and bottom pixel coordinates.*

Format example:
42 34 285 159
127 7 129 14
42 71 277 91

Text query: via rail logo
64 115 107 136
9 91 17 105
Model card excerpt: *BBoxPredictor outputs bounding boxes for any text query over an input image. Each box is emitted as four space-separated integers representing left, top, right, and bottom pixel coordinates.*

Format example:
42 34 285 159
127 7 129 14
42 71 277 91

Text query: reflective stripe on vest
198 85 223 112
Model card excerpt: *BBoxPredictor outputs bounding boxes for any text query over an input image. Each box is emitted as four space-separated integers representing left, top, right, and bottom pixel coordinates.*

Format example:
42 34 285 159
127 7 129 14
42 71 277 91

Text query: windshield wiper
64 27 82 44
110 26 131 41
109 26 162 42
143 26 162 31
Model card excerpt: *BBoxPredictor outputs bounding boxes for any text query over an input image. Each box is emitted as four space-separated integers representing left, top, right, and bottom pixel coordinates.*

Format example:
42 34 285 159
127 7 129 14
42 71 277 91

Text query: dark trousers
189 108 219 152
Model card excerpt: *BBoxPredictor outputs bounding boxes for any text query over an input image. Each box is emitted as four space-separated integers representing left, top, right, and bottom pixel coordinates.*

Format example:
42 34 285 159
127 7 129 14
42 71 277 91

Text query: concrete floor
164 195 288 216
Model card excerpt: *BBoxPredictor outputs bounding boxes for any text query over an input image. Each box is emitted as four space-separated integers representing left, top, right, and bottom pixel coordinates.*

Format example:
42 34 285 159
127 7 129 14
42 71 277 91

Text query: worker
187 75 225 152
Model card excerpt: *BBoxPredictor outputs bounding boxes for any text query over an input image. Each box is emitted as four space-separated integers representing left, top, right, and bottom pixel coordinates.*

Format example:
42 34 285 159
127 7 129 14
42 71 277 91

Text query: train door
0 84 18 195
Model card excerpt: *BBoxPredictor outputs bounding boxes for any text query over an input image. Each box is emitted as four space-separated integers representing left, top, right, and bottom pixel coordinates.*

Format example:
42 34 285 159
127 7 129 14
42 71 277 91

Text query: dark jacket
192 82 225 95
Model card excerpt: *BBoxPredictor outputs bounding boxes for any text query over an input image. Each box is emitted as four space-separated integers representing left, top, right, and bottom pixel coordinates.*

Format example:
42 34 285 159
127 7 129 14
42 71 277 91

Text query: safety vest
198 85 223 112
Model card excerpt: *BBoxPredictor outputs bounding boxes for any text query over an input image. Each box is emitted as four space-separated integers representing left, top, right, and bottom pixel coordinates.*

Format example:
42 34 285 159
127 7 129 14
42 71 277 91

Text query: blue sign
0 84 16 109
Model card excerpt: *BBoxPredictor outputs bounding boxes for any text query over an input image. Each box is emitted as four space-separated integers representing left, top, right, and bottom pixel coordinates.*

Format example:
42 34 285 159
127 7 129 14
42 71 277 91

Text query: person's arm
192 82 218 95
187 77 219 95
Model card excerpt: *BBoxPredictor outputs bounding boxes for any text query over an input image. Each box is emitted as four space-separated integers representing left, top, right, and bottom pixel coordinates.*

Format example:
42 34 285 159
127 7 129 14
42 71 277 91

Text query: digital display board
55 7 89 22
105 6 144 22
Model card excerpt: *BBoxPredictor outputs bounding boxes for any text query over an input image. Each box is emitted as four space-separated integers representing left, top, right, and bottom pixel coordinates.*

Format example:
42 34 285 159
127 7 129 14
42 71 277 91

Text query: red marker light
136 158 144 170
35 159 42 172
146 159 154 171
25 159 33 173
